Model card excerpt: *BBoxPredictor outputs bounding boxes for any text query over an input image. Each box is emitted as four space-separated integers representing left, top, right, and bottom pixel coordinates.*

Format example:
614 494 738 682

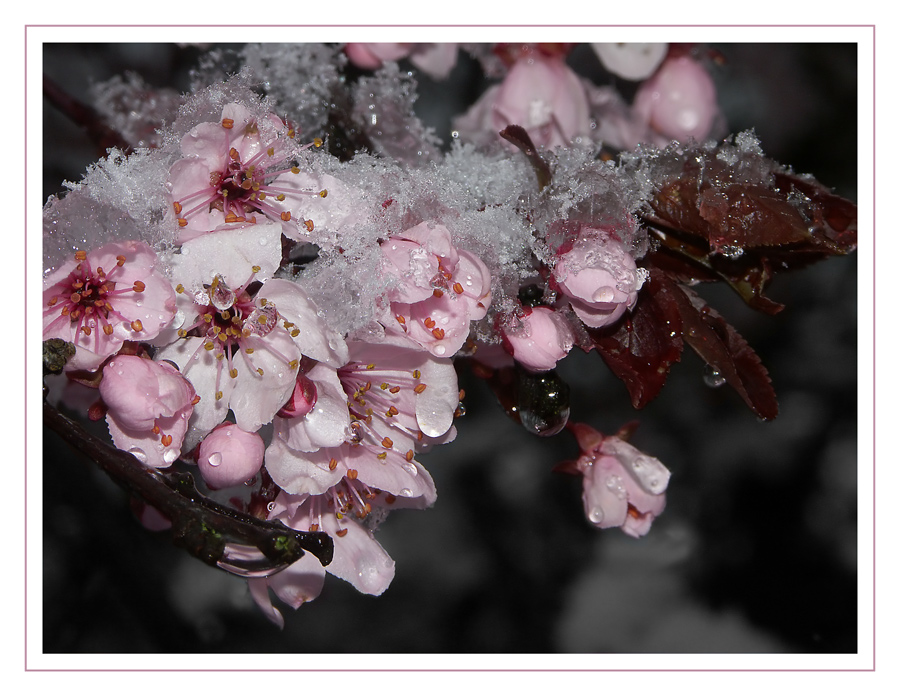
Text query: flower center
175 270 299 400
44 250 148 337
172 118 327 233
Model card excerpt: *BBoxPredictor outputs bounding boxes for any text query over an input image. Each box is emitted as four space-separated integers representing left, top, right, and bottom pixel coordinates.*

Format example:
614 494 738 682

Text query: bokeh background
41 42 859 653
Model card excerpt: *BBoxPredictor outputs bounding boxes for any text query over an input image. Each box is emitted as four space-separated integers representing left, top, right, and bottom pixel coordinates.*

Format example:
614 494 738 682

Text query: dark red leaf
667 281 779 420
588 269 684 409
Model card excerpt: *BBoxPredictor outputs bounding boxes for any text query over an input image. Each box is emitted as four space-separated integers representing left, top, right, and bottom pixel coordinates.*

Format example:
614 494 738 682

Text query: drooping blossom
43 241 177 372
501 305 574 373
249 480 429 627
551 228 644 329
344 43 458 80
569 422 670 537
266 336 457 499
99 355 197 468
453 53 591 150
380 221 491 358
166 102 327 243
155 225 348 448
197 422 265 489
633 55 721 144
592 43 668 81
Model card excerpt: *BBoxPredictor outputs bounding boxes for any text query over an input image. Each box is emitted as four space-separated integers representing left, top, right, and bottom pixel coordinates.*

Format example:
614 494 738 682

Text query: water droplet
267 501 277 512
163 449 179 464
399 488 413 497
588 507 604 524
258 236 268 246
127 447 147 463
703 364 726 388
402 462 417 476
208 452 223 467
516 368 570 437
605 474 627 500
434 345 446 356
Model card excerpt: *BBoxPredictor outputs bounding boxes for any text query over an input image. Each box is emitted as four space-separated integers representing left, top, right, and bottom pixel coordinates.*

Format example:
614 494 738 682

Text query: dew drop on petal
433 345 446 356
588 507 604 524
163 449 179 464
402 461 418 476
208 452 223 467
267 501 277 512
399 488 413 497
128 447 147 463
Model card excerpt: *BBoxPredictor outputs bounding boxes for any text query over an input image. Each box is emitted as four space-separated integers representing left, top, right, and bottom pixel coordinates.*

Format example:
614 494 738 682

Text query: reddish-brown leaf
667 281 779 420
589 269 684 409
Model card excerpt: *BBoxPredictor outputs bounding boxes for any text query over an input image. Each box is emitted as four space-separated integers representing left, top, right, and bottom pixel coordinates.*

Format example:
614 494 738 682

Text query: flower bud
502 306 574 373
633 56 719 143
571 423 669 537
197 422 265 489
553 229 643 329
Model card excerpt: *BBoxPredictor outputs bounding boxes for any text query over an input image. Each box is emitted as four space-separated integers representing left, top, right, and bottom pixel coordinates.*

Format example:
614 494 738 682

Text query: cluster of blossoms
45 42 850 627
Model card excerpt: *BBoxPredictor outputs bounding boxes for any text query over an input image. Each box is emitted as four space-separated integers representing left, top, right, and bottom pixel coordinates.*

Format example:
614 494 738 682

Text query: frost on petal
261 278 349 367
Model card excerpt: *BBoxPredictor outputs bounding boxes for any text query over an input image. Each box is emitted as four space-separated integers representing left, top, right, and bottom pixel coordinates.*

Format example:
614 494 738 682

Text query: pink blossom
265 337 456 500
552 229 644 329
501 306 574 373
197 422 265 489
570 422 670 537
249 484 409 627
633 56 720 144
592 43 668 81
453 54 591 150
155 226 348 448
43 241 177 372
380 221 491 357
166 102 325 243
345 43 458 80
99 355 196 468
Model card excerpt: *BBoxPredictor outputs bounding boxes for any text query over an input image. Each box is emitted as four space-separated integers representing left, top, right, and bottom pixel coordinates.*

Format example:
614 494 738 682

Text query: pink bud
502 306 574 373
277 372 318 419
633 56 719 143
197 423 265 489
572 423 670 537
552 229 643 329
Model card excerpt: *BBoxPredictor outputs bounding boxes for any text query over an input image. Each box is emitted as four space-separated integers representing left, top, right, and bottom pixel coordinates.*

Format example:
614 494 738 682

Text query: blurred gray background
42 42 858 653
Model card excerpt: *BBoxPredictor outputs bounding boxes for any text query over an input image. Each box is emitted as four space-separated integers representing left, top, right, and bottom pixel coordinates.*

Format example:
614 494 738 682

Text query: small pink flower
99 355 196 468
345 43 458 80
570 422 670 537
249 484 406 627
266 337 456 500
453 54 591 150
501 306 574 373
552 228 643 329
633 56 720 144
380 221 491 358
197 422 265 489
166 102 325 242
155 226 348 448
43 242 176 372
